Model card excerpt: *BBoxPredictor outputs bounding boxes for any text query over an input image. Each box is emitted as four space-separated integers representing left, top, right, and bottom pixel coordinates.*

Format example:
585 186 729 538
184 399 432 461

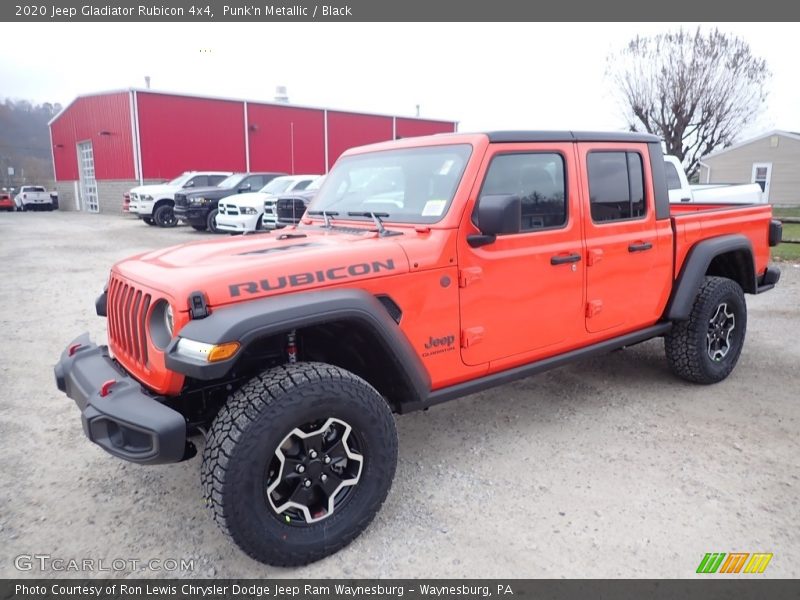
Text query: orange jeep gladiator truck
54 131 782 566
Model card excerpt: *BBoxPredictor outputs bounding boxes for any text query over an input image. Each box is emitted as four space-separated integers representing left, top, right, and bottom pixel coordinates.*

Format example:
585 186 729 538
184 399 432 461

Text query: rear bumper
53 333 193 465
756 266 781 294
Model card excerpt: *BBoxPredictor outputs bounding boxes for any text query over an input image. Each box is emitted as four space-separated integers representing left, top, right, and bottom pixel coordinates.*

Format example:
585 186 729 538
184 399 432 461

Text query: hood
221 191 271 207
177 185 230 199
113 226 411 310
277 189 316 201
130 183 177 196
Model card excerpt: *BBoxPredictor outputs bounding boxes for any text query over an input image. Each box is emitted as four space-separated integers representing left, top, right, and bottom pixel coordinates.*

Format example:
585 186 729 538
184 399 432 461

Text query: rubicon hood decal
229 259 397 297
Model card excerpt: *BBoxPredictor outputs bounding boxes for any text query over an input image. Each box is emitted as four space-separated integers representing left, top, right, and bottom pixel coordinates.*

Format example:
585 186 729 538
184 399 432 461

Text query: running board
399 323 672 413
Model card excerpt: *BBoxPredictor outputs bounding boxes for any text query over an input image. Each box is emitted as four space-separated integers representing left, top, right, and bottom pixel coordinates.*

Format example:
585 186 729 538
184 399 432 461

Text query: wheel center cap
305 461 323 478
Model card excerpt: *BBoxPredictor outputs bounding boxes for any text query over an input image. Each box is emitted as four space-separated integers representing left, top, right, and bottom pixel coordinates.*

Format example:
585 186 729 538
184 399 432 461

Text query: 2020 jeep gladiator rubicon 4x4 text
54 131 782 566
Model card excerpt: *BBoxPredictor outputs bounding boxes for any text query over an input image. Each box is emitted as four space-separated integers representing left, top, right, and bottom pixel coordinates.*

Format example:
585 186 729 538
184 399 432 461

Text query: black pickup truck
174 172 285 233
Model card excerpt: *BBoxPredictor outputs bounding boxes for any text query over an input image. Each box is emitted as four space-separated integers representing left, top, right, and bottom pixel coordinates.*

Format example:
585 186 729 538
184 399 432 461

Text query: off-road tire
206 208 219 233
664 276 747 384
153 203 178 228
201 362 398 566
142 217 156 226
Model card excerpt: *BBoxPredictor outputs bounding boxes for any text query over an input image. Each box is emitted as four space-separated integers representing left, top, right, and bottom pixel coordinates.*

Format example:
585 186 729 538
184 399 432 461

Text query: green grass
773 206 800 219
772 243 800 262
781 222 800 241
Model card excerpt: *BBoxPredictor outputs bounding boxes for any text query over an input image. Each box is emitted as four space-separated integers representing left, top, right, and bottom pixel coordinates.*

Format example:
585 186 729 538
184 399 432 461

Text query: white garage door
77 141 99 213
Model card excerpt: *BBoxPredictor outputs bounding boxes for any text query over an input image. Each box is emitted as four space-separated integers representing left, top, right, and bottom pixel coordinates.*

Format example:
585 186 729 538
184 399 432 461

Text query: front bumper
174 205 208 225
53 333 193 465
216 213 260 232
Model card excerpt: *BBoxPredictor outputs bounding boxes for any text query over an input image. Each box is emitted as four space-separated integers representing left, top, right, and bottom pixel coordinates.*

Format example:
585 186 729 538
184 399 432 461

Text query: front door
458 144 585 366
578 144 671 334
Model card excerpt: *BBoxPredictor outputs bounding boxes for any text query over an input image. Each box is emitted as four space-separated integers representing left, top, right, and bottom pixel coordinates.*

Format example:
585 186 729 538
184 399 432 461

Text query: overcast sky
2 22 798 139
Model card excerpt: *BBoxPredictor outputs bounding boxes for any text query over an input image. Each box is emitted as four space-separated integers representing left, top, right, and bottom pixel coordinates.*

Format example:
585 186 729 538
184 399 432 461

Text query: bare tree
607 28 769 179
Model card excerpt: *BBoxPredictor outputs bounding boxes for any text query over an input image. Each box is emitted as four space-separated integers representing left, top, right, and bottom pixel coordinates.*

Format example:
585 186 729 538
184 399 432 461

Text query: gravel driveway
1 212 798 578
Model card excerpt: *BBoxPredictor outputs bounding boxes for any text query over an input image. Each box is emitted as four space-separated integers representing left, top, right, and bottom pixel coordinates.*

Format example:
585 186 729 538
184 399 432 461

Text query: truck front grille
174 193 187 207
107 276 151 368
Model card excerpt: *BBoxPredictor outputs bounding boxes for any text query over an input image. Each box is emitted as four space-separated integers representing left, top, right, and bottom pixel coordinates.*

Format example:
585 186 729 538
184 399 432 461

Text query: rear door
458 143 586 366
578 144 672 334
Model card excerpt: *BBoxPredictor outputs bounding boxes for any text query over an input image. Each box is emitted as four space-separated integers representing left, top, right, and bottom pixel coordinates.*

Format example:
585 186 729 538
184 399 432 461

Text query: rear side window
664 161 682 190
587 151 646 222
479 153 567 231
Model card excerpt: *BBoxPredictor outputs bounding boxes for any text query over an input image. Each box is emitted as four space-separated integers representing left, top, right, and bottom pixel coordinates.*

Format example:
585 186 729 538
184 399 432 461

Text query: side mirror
468 194 521 247
184 181 195 188
238 184 251 193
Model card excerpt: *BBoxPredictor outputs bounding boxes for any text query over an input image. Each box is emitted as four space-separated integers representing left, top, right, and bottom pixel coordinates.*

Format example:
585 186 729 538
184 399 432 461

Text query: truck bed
670 203 773 281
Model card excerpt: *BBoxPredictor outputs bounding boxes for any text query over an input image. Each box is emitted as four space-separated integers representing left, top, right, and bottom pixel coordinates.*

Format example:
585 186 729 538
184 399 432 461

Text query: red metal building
49 89 458 213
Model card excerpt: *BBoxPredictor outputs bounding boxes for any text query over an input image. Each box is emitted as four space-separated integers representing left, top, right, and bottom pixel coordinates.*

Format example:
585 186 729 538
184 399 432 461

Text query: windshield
308 145 472 224
166 172 191 187
307 176 325 191
259 178 294 195
217 174 245 189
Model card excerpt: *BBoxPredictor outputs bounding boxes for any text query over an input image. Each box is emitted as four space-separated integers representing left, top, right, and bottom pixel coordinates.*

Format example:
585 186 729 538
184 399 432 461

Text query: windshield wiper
307 210 339 228
346 211 400 237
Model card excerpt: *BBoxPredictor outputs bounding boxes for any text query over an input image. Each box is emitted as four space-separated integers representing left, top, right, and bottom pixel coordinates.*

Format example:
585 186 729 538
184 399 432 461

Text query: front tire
206 208 220 233
665 276 747 384
153 204 177 228
142 216 156 226
201 362 398 566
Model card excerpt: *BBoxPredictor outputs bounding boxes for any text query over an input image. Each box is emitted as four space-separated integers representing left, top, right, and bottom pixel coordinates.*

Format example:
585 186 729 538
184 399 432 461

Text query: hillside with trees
0 99 62 190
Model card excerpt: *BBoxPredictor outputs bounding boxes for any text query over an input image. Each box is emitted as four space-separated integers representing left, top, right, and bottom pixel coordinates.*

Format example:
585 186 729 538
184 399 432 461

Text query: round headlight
164 304 174 335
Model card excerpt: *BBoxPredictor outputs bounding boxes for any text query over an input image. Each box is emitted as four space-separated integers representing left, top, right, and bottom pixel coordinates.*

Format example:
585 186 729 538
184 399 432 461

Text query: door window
478 153 567 231
587 151 645 222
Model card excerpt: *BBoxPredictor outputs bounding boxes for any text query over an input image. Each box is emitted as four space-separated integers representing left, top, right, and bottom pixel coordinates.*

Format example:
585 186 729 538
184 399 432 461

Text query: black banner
3 580 800 600
2 0 800 21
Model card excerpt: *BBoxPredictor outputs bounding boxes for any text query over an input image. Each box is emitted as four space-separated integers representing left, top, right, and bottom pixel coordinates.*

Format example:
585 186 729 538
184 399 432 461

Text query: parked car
54 130 781 566
174 172 285 233
14 186 53 211
129 171 232 227
664 155 764 204
216 175 320 234
0 192 14 211
272 176 326 228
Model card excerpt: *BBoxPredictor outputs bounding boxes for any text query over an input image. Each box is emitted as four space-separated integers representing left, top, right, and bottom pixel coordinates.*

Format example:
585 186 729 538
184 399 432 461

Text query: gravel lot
1 211 798 579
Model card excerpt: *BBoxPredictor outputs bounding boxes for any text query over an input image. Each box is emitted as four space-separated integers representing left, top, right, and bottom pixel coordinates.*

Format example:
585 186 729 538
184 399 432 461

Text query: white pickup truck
14 186 53 211
664 155 765 204
129 171 231 227
216 174 319 233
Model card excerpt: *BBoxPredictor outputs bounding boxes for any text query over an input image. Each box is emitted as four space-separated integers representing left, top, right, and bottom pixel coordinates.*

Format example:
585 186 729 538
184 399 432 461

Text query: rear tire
191 224 207 231
153 204 178 228
201 362 398 566
664 276 747 384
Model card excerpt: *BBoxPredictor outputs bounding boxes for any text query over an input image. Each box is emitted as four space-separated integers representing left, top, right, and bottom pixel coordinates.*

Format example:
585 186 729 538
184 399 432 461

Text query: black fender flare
665 234 755 321
164 288 431 403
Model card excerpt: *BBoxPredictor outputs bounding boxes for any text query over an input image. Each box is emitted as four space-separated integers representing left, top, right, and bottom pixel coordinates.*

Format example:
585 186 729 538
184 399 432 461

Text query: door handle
550 253 582 265
628 241 653 253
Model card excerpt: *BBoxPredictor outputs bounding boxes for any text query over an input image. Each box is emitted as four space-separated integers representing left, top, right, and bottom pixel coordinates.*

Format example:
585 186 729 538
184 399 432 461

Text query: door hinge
586 300 603 318
461 327 485 348
587 248 604 267
458 267 483 288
